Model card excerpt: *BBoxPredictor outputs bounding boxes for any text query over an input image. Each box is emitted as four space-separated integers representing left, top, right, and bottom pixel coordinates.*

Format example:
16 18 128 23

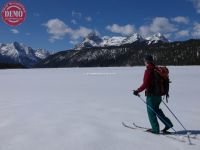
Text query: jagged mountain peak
123 33 145 44
146 33 169 44
0 42 50 67
13 41 20 46
85 32 102 44
154 33 163 37
85 32 101 40
35 48 51 60
75 32 103 50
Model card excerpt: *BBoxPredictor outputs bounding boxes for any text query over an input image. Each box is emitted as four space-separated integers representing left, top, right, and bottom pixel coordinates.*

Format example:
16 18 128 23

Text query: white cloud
10 29 19 34
139 25 151 37
172 16 189 24
43 18 95 42
106 24 135 35
71 19 77 24
191 0 200 14
71 27 93 40
192 22 200 37
139 17 177 37
150 17 177 33
85 16 92 22
70 30 99 44
175 30 190 38
106 18 177 38
43 18 72 42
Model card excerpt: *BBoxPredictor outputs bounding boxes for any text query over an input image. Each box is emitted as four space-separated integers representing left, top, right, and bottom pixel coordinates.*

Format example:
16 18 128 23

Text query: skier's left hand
133 90 139 96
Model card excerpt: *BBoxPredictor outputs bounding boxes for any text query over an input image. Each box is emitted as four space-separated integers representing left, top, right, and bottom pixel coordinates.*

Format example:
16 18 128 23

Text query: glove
133 90 139 96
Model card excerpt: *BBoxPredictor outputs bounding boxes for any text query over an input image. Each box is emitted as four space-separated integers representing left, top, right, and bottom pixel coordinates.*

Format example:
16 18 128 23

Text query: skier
133 54 173 134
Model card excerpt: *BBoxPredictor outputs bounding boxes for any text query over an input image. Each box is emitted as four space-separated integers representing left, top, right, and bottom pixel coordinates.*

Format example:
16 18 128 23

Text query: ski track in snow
0 66 199 150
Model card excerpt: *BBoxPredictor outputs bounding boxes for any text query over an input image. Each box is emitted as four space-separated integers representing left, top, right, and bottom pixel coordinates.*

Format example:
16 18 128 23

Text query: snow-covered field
0 66 199 150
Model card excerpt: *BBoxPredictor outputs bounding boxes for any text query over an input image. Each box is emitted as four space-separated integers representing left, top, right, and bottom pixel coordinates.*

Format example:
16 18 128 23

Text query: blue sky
0 0 200 52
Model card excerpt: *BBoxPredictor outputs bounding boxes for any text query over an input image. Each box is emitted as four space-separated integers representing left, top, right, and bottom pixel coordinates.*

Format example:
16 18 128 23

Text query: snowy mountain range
37 39 200 68
75 32 169 50
0 33 168 68
0 42 51 67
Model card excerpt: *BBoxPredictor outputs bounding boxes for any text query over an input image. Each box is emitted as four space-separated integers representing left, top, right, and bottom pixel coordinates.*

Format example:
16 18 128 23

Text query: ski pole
137 95 177 133
161 99 187 131
161 100 192 145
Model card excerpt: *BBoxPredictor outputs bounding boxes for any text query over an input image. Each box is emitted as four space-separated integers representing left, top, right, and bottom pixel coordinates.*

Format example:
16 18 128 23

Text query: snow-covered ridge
75 32 169 50
0 42 50 67
35 48 51 60
146 33 169 45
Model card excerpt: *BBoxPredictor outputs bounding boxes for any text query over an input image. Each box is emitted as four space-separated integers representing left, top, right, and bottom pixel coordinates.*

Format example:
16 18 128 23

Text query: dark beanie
144 54 154 63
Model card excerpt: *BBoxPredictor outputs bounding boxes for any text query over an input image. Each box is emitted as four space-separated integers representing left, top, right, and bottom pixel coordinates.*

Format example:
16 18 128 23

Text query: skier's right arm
136 69 151 93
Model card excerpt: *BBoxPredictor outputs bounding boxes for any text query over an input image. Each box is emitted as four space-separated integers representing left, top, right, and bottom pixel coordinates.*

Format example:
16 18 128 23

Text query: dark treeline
0 63 26 69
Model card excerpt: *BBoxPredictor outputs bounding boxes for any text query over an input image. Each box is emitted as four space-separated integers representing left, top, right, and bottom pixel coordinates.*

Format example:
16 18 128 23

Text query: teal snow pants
146 96 173 134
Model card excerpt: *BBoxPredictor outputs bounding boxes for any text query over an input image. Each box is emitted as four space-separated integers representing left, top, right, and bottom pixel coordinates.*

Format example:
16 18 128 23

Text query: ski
123 122 197 137
132 122 150 130
122 122 198 144
132 122 198 139
122 122 136 130
122 122 186 143
133 122 199 145
132 122 174 135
